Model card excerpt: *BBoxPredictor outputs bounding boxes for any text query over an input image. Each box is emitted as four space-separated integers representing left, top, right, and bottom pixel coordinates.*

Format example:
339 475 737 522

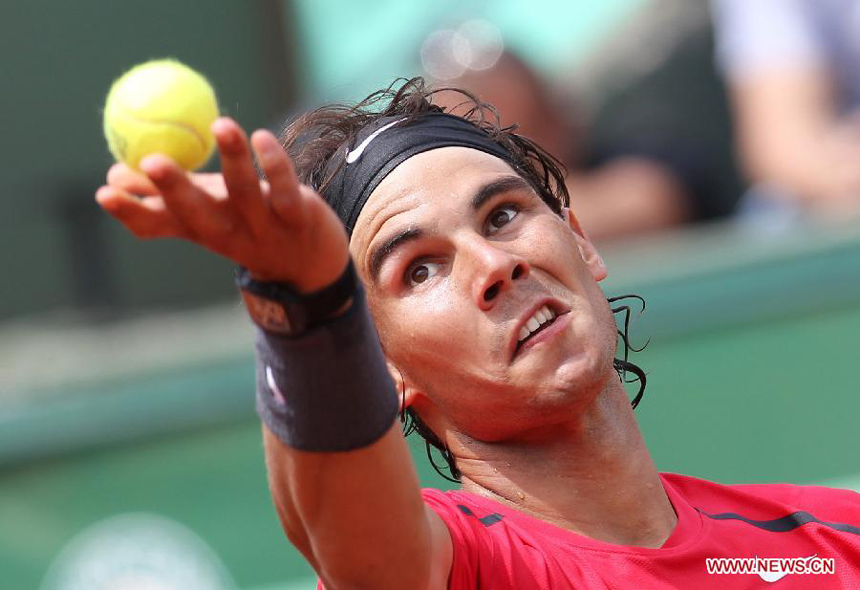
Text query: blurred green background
1 1 858 589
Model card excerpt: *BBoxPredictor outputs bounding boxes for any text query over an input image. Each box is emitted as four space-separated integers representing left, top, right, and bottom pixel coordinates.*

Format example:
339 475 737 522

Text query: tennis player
97 78 859 589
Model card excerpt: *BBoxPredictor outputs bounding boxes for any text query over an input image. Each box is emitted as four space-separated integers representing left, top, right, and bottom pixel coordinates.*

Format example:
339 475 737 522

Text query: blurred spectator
431 51 688 241
713 0 860 220
430 30 741 242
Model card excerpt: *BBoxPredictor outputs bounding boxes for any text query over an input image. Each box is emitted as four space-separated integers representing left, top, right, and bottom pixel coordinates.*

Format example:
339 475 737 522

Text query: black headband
322 112 515 237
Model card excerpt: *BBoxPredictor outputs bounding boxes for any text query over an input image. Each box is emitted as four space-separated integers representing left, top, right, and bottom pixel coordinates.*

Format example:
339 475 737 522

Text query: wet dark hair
278 77 647 483
280 76 568 215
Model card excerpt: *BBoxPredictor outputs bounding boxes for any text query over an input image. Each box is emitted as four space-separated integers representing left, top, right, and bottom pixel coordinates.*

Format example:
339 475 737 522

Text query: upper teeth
518 305 556 343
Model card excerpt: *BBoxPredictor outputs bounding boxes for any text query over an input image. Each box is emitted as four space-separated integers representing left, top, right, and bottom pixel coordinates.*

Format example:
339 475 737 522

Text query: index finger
139 154 229 239
107 162 159 196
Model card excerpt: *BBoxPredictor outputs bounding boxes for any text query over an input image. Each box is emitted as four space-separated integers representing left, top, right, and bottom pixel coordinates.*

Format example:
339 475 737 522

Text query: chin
521 344 615 415
453 353 616 443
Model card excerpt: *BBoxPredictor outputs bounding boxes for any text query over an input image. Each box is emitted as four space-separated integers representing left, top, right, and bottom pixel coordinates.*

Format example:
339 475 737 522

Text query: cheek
526 216 617 373
373 285 510 410
372 286 472 369
521 215 589 289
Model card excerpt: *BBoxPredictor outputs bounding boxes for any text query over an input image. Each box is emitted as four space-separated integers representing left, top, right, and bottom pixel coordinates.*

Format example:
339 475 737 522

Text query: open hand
95 117 350 292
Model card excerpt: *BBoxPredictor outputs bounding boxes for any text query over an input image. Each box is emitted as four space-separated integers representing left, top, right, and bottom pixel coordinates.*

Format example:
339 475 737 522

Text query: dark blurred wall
1 0 300 321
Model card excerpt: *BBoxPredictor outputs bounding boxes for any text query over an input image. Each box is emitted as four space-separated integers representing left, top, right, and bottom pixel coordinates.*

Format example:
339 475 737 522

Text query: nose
465 239 530 310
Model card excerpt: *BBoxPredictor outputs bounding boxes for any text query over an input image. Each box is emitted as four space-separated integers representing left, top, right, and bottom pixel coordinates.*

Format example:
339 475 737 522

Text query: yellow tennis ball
103 59 219 171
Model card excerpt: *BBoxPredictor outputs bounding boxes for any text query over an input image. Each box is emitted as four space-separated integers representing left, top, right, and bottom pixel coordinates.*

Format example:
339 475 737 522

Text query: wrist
237 258 358 336
254 284 399 452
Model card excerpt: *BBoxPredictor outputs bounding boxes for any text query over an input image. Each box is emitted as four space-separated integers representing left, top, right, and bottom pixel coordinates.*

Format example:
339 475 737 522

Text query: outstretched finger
139 154 229 238
106 163 159 196
213 117 269 225
251 130 305 225
96 186 183 238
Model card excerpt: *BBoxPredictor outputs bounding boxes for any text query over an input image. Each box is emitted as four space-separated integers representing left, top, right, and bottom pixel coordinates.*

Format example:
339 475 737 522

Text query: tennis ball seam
112 109 209 151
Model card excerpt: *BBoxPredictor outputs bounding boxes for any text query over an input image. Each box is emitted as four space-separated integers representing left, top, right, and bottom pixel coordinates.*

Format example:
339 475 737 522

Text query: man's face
349 147 617 442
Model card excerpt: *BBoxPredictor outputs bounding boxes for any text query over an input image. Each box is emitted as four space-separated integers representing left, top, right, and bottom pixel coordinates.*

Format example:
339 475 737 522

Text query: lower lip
515 312 572 358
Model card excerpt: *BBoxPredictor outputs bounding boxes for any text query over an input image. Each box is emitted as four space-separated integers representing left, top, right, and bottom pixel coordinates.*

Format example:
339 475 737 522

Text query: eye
406 261 442 287
487 205 519 233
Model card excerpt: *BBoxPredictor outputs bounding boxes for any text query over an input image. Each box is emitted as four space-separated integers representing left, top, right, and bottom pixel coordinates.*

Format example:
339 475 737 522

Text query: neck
453 380 676 548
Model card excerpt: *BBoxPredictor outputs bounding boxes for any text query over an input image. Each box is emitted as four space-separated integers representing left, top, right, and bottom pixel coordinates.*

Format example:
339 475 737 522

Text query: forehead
349 146 517 262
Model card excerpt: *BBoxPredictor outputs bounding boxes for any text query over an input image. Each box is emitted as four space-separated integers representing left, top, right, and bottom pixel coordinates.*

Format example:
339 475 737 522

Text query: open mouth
515 304 559 353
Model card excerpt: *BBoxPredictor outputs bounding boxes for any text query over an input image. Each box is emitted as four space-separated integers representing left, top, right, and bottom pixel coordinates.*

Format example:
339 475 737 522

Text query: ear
563 207 608 282
386 359 420 414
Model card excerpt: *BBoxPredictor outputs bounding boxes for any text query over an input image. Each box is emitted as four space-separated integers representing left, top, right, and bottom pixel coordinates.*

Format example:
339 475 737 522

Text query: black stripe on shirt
697 509 860 535
457 504 504 527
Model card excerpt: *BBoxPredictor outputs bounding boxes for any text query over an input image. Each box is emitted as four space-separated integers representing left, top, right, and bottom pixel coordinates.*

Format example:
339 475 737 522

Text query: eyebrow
368 227 424 282
470 175 533 212
368 175 533 283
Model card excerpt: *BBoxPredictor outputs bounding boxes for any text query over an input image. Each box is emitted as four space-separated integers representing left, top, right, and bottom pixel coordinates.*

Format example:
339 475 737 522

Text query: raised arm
96 117 452 590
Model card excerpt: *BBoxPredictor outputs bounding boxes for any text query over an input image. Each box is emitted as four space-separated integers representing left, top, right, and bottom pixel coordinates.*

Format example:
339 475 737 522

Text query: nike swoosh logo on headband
346 118 406 164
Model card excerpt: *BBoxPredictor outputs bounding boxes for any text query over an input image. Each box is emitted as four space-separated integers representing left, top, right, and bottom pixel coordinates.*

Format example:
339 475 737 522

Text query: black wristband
255 283 399 452
237 260 358 336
